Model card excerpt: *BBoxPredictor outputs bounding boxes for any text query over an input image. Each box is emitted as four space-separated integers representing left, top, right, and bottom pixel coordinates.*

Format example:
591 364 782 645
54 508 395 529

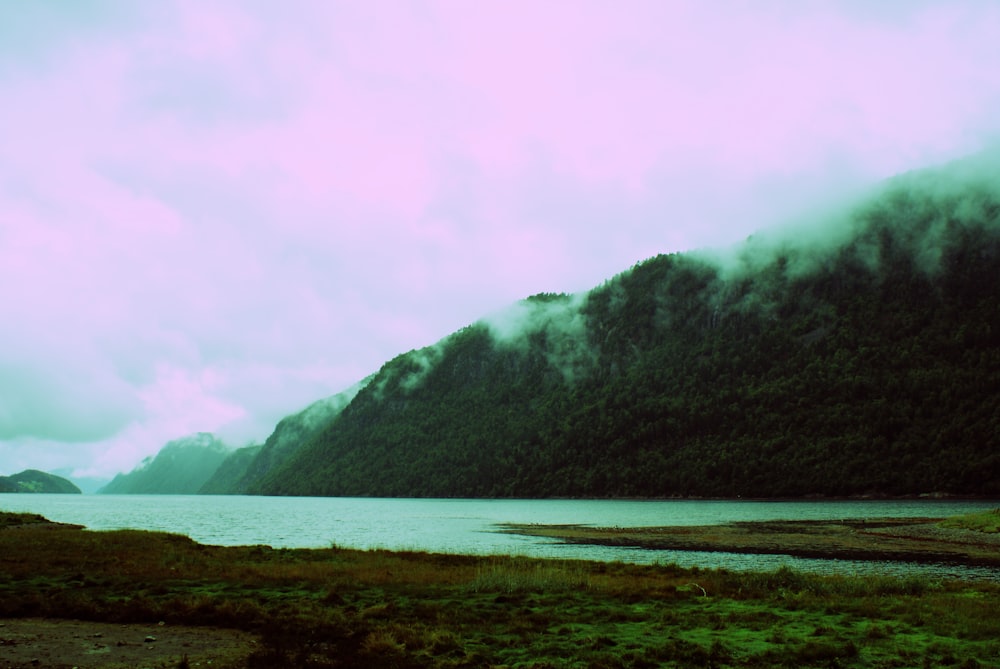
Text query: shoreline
499 516 1000 568
3 511 1000 667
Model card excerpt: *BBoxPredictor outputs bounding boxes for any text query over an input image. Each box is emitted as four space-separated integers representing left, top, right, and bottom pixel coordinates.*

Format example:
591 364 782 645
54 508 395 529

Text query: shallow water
3 494 998 580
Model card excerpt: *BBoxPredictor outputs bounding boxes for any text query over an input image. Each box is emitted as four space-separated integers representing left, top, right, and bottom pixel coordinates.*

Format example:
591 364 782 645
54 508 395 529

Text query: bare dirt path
0 618 257 669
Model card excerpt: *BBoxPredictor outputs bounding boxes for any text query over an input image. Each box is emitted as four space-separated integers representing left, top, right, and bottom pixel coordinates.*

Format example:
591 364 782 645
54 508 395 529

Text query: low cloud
697 147 1000 320
0 338 142 444
482 293 595 384
0 365 135 444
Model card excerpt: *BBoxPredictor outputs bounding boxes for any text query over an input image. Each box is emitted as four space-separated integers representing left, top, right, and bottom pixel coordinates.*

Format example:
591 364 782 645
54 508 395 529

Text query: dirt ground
0 618 257 669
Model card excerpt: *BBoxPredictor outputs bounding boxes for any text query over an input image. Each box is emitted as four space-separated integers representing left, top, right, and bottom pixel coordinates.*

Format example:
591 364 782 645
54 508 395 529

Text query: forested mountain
99 433 231 494
0 470 81 494
245 153 1000 499
217 380 369 494
198 444 262 494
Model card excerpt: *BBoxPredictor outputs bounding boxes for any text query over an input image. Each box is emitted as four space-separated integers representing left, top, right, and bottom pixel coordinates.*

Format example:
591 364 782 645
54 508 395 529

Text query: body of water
3 494 998 580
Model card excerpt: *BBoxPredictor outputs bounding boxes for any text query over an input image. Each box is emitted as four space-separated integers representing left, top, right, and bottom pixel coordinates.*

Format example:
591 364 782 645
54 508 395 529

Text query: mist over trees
99 433 231 495
219 380 369 494
109 153 999 498
233 152 999 498
198 444 262 494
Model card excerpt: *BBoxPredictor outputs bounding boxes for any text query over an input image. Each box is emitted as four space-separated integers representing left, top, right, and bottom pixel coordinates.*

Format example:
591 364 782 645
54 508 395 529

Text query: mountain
198 444 262 494
51 468 109 495
99 433 231 494
214 381 369 494
0 470 81 494
249 152 1000 499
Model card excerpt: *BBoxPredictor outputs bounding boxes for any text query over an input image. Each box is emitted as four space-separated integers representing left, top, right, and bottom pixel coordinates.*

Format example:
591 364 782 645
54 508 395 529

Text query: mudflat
500 517 1000 566
0 619 256 669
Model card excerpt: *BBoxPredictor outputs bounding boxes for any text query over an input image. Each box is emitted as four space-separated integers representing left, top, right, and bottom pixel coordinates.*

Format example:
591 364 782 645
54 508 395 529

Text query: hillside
198 444 262 494
212 380 369 494
0 470 81 494
99 433 231 495
249 153 1000 498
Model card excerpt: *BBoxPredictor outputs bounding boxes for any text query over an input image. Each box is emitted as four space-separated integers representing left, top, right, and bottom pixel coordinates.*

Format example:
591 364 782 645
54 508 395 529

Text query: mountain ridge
99 433 231 495
243 152 1000 498
100 152 1000 499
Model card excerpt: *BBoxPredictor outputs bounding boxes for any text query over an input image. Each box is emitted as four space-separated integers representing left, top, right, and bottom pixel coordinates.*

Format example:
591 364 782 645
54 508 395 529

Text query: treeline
244 161 1000 498
0 470 81 494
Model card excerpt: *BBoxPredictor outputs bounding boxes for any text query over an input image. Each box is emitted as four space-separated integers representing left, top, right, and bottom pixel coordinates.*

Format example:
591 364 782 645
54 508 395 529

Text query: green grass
940 508 1000 533
0 510 49 527
1 513 999 667
470 555 592 593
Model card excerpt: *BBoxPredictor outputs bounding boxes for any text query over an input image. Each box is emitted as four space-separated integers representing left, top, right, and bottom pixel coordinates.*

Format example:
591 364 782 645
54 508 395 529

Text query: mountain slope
0 470 81 494
222 380 369 494
99 433 231 495
198 444 263 494
252 154 1000 498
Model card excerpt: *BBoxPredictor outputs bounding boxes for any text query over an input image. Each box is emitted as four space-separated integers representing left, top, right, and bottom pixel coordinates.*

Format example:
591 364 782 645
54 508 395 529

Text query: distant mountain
51 468 109 495
249 151 1000 498
211 381 369 494
99 433 231 494
0 470 81 494
198 444 262 494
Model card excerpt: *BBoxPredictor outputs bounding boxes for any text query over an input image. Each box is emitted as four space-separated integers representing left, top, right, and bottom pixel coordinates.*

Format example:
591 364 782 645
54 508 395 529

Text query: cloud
701 146 1000 287
0 2 142 73
0 360 139 443
482 293 595 384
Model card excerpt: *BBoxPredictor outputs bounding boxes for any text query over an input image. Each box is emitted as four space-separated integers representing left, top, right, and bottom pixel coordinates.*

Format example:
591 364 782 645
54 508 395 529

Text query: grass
940 508 1000 533
470 555 592 593
1 511 999 667
0 511 49 527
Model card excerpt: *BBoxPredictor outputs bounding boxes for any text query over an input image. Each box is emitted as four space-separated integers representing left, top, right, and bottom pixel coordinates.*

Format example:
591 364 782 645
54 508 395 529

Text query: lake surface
3 494 998 580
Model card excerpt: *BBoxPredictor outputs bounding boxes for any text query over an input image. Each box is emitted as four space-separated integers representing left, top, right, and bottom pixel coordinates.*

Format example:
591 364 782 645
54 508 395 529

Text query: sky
2 0 999 481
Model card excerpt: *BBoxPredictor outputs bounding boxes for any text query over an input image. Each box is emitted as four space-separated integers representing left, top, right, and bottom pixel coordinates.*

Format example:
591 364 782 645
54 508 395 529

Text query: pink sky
2 0 999 480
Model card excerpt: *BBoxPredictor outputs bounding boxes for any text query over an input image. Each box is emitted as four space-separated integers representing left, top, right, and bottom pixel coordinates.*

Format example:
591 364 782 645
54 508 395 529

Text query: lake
2 494 998 580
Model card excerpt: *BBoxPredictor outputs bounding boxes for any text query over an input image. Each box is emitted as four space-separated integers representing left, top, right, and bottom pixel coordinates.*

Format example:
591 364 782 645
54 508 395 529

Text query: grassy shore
942 509 1000 534
2 511 999 668
500 511 1000 567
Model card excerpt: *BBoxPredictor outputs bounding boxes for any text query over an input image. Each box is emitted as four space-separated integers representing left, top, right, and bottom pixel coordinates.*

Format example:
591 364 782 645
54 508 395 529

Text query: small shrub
361 629 406 655
864 623 892 639
470 557 590 594
360 601 398 620
427 629 462 655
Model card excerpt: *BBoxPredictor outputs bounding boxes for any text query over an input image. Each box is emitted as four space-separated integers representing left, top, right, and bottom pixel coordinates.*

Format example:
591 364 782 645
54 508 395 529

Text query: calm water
3 494 998 580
